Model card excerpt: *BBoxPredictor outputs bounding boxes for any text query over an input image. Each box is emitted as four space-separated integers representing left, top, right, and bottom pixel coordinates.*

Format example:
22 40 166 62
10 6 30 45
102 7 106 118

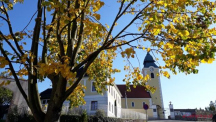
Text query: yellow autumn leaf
137 74 143 80
105 24 109 29
81 45 84 49
93 13 100 20
138 27 142 31
207 58 215 64
144 74 150 81
19 45 23 50
163 71 170 78
157 1 164 5
201 59 207 63
182 30 190 36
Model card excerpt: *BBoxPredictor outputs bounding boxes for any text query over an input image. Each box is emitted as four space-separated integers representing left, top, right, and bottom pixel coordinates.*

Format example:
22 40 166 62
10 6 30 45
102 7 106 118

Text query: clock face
150 67 154 72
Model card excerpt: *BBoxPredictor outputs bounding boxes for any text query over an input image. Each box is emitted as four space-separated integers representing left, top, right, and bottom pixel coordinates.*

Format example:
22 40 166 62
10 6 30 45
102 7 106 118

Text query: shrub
95 109 105 118
88 116 122 122
60 115 80 122
17 114 36 122
7 106 36 122
7 106 19 122
80 110 88 122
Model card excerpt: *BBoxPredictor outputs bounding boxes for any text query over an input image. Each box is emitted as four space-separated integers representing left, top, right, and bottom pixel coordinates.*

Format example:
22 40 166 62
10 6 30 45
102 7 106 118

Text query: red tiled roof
116 85 151 98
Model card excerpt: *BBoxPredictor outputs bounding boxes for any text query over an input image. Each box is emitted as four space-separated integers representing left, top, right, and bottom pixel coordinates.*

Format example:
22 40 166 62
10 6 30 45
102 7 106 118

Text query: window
109 102 111 111
118 97 120 104
132 102 135 107
114 91 115 98
170 108 173 112
109 86 110 93
111 88 113 96
143 102 145 107
112 104 113 113
153 109 157 112
91 101 98 110
42 100 46 104
151 73 154 78
92 82 96 92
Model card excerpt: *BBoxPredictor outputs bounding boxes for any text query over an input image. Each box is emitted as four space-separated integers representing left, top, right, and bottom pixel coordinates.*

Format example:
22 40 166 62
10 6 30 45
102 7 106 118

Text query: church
116 52 165 119
40 52 165 119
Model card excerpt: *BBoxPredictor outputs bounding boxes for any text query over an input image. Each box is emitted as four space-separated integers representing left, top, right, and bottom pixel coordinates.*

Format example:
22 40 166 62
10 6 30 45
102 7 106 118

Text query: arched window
151 73 154 78
132 102 135 107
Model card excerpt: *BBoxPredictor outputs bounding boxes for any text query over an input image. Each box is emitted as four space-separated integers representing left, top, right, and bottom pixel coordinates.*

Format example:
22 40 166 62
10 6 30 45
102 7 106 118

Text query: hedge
60 115 123 122
7 113 124 122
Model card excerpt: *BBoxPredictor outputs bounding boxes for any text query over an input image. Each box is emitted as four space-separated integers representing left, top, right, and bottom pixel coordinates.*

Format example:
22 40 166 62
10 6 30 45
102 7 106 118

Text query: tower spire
143 52 158 68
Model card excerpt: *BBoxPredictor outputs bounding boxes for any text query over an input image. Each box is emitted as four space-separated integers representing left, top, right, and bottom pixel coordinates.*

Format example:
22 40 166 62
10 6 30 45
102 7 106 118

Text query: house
174 109 196 117
79 77 122 117
117 85 156 118
169 102 214 121
40 52 164 119
40 78 122 118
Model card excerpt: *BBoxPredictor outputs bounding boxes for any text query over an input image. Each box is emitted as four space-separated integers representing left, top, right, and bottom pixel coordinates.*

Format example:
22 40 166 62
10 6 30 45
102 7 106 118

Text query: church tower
142 52 165 119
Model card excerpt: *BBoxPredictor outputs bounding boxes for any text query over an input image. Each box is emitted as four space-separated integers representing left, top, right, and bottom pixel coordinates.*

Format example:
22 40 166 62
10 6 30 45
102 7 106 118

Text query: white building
40 77 122 118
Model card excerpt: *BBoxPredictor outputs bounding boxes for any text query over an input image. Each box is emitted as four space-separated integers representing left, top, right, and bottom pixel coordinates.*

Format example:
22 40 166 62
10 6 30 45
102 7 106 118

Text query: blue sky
1 0 216 110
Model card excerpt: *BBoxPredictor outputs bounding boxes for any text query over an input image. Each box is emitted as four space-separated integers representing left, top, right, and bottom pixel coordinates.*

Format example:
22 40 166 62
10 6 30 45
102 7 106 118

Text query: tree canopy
0 87 13 106
1 0 216 121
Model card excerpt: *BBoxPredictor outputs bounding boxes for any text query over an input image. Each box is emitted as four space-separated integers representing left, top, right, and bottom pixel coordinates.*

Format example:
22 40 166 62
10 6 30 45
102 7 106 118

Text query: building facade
79 77 122 117
40 77 122 118
116 85 156 118
40 52 164 119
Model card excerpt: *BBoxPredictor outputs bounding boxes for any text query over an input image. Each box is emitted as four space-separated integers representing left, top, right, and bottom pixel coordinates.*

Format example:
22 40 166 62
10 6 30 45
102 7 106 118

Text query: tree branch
0 43 29 106
104 1 153 49
42 6 47 64
103 0 127 45
71 7 85 66
117 33 146 39
0 16 8 22
64 52 98 101
105 35 143 49
56 17 65 58
0 31 22 60
1 2 26 58
68 0 79 65
28 0 45 120
66 0 72 58
45 11 56 41
21 10 38 33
